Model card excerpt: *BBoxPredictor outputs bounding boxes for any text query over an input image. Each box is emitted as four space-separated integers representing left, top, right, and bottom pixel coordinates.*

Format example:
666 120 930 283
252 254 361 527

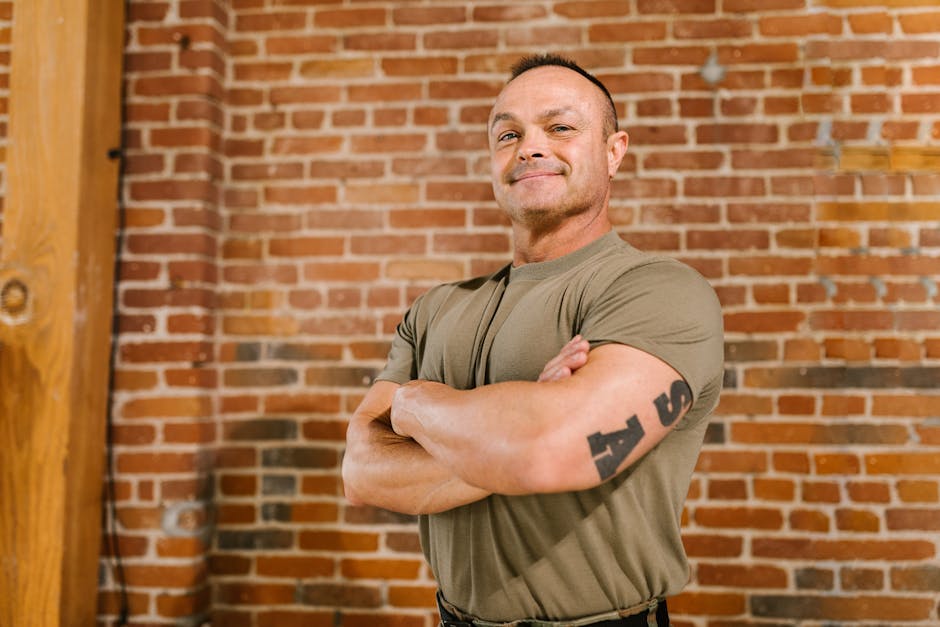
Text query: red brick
236 12 306 32
134 74 222 99
122 397 213 419
687 229 769 250
698 563 788 588
217 583 296 605
300 531 379 551
554 1 632 18
424 28 499 49
121 341 213 363
760 14 842 36
848 11 893 33
314 8 385 27
836 508 881 532
668 591 745 616
753 538 934 561
111 424 157 446
685 176 766 197
388 585 437 608
257 556 334 578
634 45 710 65
696 506 784 529
754 478 796 501
345 32 416 51
340 558 423 580
817 454 863 476
589 21 668 42
269 236 344 257
897 481 939 503
265 35 337 55
637 0 716 13
392 6 466 25
845 481 891 504
790 509 831 532
116 452 200 474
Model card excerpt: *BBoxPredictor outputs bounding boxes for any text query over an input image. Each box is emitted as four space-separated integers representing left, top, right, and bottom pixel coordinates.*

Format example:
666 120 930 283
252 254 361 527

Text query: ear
606 130 629 178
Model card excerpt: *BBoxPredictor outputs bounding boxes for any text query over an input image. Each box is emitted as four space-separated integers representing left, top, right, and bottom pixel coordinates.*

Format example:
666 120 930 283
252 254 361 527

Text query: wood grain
0 1 125 624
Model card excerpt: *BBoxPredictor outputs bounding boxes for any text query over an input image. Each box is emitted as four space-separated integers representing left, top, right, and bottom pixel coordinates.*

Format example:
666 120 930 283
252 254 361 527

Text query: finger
537 336 590 381
564 334 584 351
538 345 589 382
554 336 586 363
538 365 571 382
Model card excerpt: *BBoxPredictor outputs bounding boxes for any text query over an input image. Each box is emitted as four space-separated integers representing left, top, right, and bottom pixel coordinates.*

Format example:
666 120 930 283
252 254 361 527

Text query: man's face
488 66 624 230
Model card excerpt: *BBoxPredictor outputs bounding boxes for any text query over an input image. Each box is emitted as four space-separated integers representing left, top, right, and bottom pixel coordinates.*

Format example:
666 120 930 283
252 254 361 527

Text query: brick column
98 1 228 624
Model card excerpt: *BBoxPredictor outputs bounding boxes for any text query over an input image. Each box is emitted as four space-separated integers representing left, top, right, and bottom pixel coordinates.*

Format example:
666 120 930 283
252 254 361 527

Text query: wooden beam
0 1 125 625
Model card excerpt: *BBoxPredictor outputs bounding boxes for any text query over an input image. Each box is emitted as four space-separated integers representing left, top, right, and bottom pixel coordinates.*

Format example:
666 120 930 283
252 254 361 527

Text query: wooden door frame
0 1 125 624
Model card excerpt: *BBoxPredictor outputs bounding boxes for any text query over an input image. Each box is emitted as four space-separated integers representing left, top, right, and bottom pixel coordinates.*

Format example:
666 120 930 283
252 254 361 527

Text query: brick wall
1 1 939 626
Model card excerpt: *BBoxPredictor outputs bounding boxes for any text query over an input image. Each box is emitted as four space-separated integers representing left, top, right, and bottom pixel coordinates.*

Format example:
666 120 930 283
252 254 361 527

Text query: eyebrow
489 111 516 131
489 107 580 132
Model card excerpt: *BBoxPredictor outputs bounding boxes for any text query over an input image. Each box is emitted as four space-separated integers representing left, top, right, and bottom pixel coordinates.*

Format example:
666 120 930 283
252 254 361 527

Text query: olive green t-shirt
378 231 724 621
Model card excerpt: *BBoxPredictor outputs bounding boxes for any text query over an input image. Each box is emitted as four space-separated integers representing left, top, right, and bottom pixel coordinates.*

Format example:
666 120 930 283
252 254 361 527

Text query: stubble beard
498 180 604 236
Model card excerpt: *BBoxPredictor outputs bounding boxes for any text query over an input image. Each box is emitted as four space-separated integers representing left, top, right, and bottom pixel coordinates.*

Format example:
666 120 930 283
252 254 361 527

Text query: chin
506 206 569 231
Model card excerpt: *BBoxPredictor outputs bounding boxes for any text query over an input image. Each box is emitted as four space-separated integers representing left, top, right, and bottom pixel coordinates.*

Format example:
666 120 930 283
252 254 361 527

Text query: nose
517 132 548 161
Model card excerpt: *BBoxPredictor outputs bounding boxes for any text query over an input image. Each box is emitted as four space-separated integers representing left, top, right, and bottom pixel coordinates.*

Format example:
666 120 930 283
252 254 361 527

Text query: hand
390 379 430 438
537 335 590 382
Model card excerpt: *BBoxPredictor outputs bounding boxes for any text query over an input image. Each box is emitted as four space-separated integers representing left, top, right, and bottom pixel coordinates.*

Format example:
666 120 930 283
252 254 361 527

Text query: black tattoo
654 379 693 427
587 379 692 481
588 415 645 481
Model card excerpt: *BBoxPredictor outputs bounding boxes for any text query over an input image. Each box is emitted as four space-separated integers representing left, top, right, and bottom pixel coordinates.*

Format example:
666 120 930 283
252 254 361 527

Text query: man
343 54 724 627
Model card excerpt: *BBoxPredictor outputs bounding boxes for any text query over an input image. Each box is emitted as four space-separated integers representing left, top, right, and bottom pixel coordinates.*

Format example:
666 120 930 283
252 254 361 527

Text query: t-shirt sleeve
375 294 423 385
579 259 724 428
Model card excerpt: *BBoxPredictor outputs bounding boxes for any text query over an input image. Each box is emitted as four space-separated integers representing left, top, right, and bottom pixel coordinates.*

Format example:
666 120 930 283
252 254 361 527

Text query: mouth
514 171 560 182
507 164 566 184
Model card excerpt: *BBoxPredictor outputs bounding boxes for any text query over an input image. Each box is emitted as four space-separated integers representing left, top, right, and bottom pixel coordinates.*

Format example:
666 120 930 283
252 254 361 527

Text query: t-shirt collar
508 231 622 282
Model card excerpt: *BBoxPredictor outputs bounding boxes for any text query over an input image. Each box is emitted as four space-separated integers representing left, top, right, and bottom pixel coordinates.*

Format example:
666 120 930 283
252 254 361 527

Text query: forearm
343 412 490 515
392 344 691 496
393 379 585 494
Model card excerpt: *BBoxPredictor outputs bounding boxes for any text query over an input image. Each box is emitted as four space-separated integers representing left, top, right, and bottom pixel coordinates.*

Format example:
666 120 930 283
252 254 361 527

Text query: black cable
104 155 130 627
104 4 132 623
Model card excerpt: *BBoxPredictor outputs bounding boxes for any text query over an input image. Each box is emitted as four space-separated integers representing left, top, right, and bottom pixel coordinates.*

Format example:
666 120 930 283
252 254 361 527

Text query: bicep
536 343 691 491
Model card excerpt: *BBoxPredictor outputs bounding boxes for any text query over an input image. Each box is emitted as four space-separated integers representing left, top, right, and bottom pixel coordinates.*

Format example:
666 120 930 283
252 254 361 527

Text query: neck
511 209 612 266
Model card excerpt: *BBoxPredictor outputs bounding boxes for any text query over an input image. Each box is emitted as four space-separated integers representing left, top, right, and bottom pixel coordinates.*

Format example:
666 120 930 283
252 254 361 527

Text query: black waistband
437 597 669 627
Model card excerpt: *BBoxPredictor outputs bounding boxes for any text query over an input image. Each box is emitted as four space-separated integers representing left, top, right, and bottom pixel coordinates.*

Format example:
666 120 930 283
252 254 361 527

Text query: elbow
343 479 364 507
341 442 369 507
345 490 364 507
342 418 373 506
341 458 362 506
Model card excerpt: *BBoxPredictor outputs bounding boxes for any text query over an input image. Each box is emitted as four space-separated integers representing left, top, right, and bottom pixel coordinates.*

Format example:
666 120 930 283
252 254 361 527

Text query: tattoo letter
653 379 693 427
586 378 693 482
587 415 645 481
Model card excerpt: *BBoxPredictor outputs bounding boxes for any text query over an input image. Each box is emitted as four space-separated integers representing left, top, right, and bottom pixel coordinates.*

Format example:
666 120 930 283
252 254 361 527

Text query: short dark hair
509 53 619 135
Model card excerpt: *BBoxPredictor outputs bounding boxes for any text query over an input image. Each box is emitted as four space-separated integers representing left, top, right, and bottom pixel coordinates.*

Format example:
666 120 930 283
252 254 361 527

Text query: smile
515 171 559 181
505 160 568 184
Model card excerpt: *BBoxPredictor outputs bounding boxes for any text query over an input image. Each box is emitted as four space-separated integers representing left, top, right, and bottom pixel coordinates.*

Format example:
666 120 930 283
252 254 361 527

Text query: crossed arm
342 337 691 514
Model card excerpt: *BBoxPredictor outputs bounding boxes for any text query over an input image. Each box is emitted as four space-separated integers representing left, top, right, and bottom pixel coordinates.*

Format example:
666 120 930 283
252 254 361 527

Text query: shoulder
587 239 720 312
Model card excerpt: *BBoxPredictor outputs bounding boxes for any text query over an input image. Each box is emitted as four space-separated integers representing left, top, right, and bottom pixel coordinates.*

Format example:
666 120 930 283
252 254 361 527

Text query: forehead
489 66 604 126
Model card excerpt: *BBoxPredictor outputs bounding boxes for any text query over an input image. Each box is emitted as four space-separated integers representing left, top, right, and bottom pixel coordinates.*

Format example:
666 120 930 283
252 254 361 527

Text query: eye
497 130 519 142
550 124 574 133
